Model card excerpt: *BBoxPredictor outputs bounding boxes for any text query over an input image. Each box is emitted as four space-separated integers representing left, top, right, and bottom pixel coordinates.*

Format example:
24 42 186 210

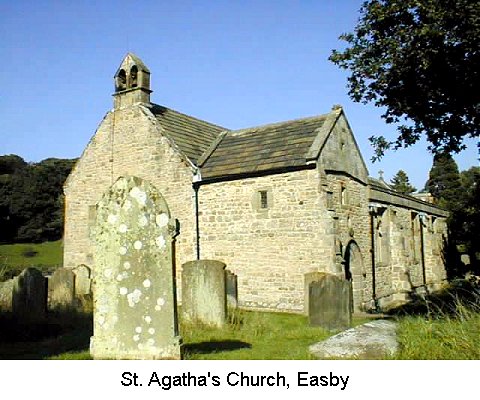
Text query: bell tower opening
115 69 127 92
129 65 138 88
113 53 152 108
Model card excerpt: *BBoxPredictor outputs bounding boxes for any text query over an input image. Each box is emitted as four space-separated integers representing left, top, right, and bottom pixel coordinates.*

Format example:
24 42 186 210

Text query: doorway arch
344 241 365 313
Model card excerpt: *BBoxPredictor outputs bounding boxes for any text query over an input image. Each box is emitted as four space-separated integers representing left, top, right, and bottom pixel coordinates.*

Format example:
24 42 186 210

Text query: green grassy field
0 240 63 279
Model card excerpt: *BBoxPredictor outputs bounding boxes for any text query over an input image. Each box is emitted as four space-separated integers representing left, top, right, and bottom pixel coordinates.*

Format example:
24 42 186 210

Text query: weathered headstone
182 260 227 327
12 267 46 321
91 176 181 360
48 268 75 310
304 272 327 315
73 264 92 296
0 279 15 312
73 264 92 311
308 274 352 331
225 269 238 308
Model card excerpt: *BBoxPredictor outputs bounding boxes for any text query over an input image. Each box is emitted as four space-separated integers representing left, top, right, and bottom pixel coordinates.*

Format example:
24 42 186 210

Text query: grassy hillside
0 240 63 279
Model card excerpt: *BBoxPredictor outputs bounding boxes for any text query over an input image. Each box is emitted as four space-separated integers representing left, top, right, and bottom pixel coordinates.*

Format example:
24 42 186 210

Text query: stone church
64 53 448 313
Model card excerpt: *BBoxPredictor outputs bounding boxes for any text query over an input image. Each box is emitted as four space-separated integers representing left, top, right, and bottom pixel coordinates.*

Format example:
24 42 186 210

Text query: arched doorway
344 241 365 313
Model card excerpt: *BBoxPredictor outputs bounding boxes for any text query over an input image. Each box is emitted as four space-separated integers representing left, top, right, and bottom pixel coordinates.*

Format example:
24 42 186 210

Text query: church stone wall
370 203 448 307
197 168 334 312
64 104 196 275
63 104 449 313
322 172 372 309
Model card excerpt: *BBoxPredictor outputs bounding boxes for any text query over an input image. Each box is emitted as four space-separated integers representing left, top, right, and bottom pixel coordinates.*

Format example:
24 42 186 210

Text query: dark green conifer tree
390 170 416 194
425 153 462 211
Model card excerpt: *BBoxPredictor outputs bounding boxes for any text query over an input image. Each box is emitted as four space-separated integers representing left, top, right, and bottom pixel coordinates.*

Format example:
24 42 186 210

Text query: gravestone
308 274 352 331
225 270 238 308
304 272 327 315
182 260 227 327
0 279 15 312
91 176 181 360
48 268 75 310
73 264 92 311
12 267 46 321
73 264 92 296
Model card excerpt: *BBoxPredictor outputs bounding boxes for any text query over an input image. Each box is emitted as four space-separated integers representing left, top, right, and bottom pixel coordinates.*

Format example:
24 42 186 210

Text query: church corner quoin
64 53 449 314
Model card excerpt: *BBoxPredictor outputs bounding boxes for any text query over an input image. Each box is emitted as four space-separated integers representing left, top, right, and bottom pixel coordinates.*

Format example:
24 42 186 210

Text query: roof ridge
229 113 330 136
150 103 229 131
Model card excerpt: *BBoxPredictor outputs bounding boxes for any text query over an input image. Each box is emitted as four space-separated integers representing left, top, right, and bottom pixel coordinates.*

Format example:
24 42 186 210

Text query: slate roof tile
201 114 328 179
150 104 227 164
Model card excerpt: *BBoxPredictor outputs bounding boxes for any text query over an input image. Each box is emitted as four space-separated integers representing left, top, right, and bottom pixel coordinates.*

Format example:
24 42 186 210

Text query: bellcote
113 53 152 108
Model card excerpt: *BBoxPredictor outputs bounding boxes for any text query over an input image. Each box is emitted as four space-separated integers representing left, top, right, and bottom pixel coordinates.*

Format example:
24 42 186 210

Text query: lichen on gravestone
90 176 181 360
48 268 75 310
182 260 227 327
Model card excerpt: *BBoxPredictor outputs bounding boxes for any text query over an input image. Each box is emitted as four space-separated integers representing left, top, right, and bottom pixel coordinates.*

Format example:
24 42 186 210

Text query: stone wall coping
305 109 340 162
197 130 229 168
369 184 448 217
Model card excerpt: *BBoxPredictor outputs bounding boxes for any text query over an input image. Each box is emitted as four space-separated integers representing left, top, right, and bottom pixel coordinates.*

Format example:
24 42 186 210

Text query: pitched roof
199 114 329 179
150 104 227 164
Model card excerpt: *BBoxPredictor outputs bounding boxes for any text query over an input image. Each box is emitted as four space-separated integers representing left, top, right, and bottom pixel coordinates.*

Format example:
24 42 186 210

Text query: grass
0 240 63 280
395 311 480 359
1 303 479 359
0 309 367 360
392 280 480 359
0 270 478 360
181 310 334 360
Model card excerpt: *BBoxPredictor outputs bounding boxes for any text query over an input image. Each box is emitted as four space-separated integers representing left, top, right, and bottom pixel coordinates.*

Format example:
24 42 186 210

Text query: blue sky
1 0 477 190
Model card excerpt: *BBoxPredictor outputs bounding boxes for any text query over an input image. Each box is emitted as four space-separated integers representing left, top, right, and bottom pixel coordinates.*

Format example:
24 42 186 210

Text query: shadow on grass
0 310 92 360
183 340 252 355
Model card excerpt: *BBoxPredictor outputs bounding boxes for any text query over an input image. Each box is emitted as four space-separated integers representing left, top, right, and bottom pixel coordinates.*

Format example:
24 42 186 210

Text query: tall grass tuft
395 280 480 359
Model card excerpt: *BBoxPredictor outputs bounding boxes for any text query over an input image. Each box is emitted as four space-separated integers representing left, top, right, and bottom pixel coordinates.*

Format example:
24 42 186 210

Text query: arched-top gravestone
12 267 46 321
73 264 92 296
90 176 181 360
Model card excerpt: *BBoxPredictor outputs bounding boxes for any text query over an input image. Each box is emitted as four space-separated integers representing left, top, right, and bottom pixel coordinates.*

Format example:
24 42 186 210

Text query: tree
425 152 462 210
0 154 27 175
0 155 76 243
390 170 416 194
460 166 480 201
329 0 480 160
425 153 466 277
457 167 480 266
